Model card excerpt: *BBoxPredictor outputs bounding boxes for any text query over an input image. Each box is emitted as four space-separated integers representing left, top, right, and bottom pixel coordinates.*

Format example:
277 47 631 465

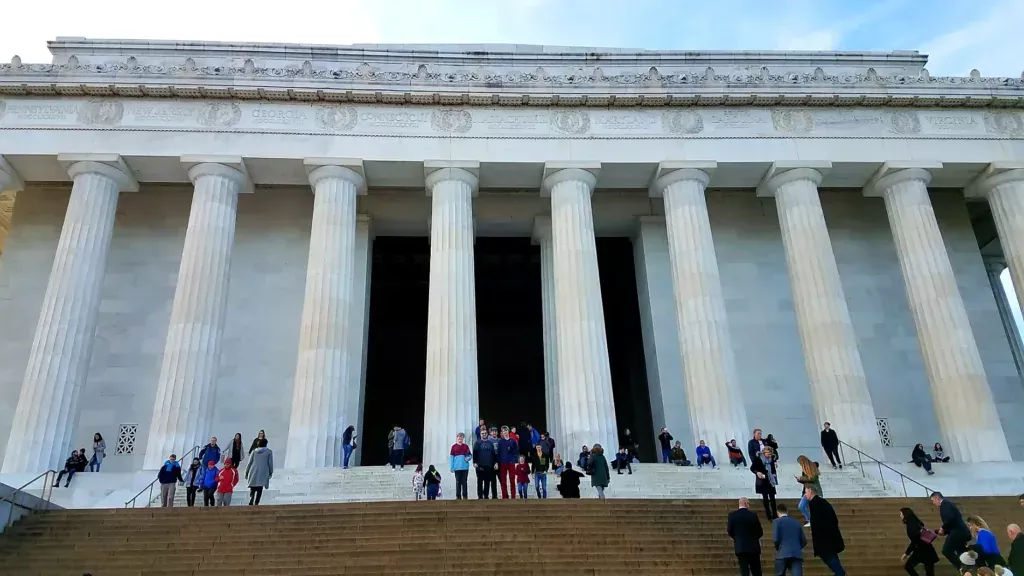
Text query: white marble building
0 38 1023 476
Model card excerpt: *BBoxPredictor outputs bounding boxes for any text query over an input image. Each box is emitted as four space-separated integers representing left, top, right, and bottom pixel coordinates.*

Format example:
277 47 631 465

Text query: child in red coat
215 457 239 506
514 455 531 499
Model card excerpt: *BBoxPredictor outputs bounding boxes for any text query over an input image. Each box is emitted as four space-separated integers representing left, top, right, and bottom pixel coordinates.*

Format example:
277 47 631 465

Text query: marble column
867 165 1010 462
143 159 249 469
422 164 480 468
348 215 373 467
984 259 1024 376
650 162 748 454
543 165 618 455
0 156 24 257
969 165 1024 321
285 161 366 469
2 155 137 473
759 164 882 458
533 216 562 448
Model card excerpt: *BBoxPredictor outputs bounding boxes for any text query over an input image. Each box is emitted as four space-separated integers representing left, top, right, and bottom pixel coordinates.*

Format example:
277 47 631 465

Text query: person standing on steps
497 427 519 499
820 423 842 469
389 426 409 470
752 446 778 520
215 458 239 506
538 432 554 460
620 428 639 460
727 497 764 576
765 434 780 464
900 507 939 576
557 462 583 498
931 491 970 571
199 459 218 507
228 432 244 469
748 429 766 465
424 465 442 500
89 433 105 472
183 457 202 507
245 438 273 506
515 455 531 499
157 453 184 507
532 444 550 498
805 485 846 575
472 428 498 499
658 427 674 463
795 455 823 528
587 443 610 500
449 432 471 500
412 464 425 500
249 430 267 454
342 425 357 469
199 436 221 469
473 419 487 442
773 503 807 576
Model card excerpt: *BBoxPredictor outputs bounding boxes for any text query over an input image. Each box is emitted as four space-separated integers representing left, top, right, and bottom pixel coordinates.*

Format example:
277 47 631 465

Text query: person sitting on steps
726 439 747 467
932 443 950 463
53 449 87 487
695 440 718 469
578 445 590 471
557 462 583 498
912 444 935 475
614 447 632 475
670 441 691 466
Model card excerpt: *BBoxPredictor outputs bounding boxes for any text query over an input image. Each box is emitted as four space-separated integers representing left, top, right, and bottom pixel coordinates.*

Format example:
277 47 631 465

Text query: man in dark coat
773 503 806 575
556 462 583 498
931 491 970 570
727 497 764 576
820 422 842 469
805 486 845 575
1008 523 1024 575
747 429 765 464
472 429 498 499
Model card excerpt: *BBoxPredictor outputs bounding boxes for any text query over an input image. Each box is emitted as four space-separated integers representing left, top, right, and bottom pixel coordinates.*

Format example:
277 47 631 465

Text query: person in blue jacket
695 439 718 469
198 459 219 507
448 432 472 500
198 436 221 468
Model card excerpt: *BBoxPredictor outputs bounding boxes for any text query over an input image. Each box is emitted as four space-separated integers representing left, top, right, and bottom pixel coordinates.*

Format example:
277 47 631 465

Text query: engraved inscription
814 110 883 129
706 110 767 129
984 111 1024 137
887 111 921 135
77 100 124 125
771 109 814 133
130 105 194 124
315 106 358 132
431 109 473 133
922 113 978 132
251 107 309 126
594 113 657 130
475 112 545 130
550 110 590 134
197 102 241 127
359 111 428 128
7 103 78 121
661 110 704 134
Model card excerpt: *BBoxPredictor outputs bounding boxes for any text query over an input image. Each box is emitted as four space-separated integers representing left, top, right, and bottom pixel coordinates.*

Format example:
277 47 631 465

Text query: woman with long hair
900 507 939 576
967 515 1006 568
424 465 442 500
587 444 610 500
795 455 822 527
249 429 267 454
89 433 106 472
229 432 244 468
932 443 950 463
912 443 934 475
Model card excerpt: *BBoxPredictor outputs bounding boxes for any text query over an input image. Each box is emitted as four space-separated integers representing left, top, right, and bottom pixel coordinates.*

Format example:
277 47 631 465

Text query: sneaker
831 465 837 470
839 465 843 469
804 522 811 528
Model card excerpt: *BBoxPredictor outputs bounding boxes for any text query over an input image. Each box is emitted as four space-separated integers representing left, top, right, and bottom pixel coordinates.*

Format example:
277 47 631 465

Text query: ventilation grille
876 418 892 447
116 423 138 455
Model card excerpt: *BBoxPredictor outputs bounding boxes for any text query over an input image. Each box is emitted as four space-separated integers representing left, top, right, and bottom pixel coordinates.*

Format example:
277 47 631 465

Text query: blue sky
1 0 1021 77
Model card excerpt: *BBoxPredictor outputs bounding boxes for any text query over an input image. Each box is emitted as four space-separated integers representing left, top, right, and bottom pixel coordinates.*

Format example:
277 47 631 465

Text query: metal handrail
4 469 57 529
125 445 201 508
839 440 933 497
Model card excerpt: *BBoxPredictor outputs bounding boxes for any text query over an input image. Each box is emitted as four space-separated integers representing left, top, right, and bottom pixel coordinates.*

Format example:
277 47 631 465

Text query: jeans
736 552 763 576
820 554 845 575
775 558 802 576
662 448 671 463
389 449 405 469
88 454 102 472
426 484 439 500
249 486 263 505
203 488 216 506
342 444 354 468
159 483 176 507
186 486 198 507
517 481 529 498
798 494 810 522
824 447 842 467
697 455 717 468
454 470 468 499
54 468 77 486
476 467 495 499
595 486 605 500
499 463 516 498
534 473 547 498
216 491 232 506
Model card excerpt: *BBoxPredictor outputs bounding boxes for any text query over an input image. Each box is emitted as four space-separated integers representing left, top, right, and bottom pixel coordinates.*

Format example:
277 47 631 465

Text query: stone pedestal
870 167 1010 462
2 157 137 473
284 163 366 469
143 161 248 469
651 165 748 454
760 165 882 458
533 216 562 447
544 166 618 454
422 166 480 467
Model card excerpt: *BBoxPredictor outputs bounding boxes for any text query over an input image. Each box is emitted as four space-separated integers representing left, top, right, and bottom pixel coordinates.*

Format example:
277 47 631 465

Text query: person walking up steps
774 503 807 576
587 444 610 500
412 464 425 500
245 438 273 506
727 497 764 576
900 507 939 576
806 485 845 575
820 423 841 469
515 455 531 499
932 491 970 571
449 433 471 500
795 455 823 527
424 465 442 500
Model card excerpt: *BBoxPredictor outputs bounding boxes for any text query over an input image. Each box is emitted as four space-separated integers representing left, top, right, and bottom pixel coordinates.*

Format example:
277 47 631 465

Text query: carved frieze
662 110 704 135
315 106 358 132
197 102 241 127
77 100 124 125
887 111 921 135
550 110 590 135
985 111 1024 137
431 109 473 133
771 110 814 133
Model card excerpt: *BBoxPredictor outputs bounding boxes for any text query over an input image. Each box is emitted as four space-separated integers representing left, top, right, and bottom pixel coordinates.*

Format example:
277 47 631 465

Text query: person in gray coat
773 503 807 575
245 438 273 506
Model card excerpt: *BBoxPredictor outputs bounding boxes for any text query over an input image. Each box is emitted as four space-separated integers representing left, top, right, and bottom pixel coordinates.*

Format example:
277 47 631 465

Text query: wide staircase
0 496 1019 575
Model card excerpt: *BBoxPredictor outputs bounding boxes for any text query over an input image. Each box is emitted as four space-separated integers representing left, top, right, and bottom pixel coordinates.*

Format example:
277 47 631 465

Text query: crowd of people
150 432 274 507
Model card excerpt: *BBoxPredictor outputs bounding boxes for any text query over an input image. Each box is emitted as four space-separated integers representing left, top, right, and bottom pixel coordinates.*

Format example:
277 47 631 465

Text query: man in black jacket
820 423 842 469
472 429 498 499
931 491 970 570
658 428 674 464
747 429 765 465
806 486 846 575
727 497 764 576
1007 523 1024 575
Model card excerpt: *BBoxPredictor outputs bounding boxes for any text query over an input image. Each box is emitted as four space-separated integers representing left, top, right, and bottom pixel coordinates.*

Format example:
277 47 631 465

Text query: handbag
920 527 938 544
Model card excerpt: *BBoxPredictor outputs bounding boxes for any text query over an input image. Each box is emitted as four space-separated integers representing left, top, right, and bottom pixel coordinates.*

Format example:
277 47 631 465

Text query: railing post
857 449 864 477
901 475 907 498
877 461 885 490
147 484 153 508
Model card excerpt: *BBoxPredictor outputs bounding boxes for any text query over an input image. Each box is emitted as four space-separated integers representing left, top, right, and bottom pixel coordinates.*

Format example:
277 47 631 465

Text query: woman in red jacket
215 457 239 506
514 455 531 499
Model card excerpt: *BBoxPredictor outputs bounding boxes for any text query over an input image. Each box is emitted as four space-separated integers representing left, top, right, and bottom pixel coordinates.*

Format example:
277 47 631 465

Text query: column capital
531 215 552 244
305 163 366 194
424 161 479 196
649 161 716 198
756 161 832 198
542 162 600 196
57 153 138 192
181 155 253 193
863 161 942 197
965 162 1024 199
0 155 25 192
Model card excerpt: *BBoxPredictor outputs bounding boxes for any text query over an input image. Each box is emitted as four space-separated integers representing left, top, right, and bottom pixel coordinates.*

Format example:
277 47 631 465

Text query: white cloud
919 0 1024 76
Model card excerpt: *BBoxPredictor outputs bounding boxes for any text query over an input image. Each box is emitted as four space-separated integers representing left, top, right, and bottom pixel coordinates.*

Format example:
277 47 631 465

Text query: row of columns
0 156 1021 472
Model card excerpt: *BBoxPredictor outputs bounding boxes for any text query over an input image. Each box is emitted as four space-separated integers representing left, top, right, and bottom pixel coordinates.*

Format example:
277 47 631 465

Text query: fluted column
422 165 480 468
543 165 618 454
285 162 365 469
2 156 137 473
533 216 562 447
0 156 24 257
348 215 373 467
759 164 882 458
650 163 748 454
868 166 1010 462
143 160 248 469
970 166 1024 321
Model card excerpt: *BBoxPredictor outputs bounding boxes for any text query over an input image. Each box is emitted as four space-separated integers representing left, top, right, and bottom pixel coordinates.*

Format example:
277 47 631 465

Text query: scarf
163 460 177 472
759 453 777 486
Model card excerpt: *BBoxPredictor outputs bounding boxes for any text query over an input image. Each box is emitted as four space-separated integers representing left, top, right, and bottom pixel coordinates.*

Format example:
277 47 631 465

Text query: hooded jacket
216 464 239 494
199 443 221 468
199 465 219 490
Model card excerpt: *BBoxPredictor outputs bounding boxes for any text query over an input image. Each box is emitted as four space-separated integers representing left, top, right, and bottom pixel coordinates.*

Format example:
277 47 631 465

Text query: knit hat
960 550 978 566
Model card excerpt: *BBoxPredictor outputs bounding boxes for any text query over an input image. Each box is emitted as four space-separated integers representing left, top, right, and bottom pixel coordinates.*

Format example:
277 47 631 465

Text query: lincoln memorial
0 38 1023 477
